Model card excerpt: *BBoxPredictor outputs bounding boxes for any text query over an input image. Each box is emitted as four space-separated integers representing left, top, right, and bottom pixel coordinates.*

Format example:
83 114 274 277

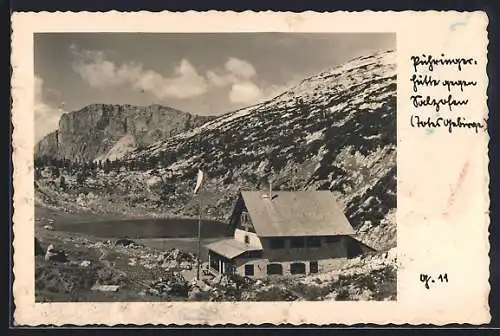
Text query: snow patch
96 134 137 162
304 130 324 144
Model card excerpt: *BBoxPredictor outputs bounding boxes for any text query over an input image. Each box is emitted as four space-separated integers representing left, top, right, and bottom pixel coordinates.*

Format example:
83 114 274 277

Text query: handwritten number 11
437 274 448 282
420 273 448 289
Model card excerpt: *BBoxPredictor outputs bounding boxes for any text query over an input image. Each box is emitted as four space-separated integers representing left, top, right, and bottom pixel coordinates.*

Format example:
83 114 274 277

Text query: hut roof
240 191 355 237
205 238 262 259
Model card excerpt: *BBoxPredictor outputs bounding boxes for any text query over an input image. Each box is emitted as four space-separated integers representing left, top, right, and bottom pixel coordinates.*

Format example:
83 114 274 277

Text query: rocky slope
36 49 397 251
130 49 396 247
35 104 214 162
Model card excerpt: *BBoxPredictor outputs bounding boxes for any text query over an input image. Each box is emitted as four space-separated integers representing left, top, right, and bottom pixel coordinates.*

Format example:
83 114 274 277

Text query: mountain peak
35 103 215 161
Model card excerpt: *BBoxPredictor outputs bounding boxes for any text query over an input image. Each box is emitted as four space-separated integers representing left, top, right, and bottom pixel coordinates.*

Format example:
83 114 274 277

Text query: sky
34 33 395 141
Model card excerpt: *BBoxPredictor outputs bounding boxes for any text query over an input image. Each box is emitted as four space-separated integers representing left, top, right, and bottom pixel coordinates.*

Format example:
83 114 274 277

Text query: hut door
310 261 318 274
223 261 235 275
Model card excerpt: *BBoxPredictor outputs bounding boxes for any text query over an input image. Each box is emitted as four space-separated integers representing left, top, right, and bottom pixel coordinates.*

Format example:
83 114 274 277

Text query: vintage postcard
11 11 490 325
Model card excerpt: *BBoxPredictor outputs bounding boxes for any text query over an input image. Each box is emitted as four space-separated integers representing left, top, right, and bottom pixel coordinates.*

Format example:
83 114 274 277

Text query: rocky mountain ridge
35 104 215 162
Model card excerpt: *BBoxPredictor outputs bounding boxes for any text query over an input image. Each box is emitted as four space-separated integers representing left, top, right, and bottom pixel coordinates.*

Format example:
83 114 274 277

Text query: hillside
35 49 397 251
35 103 215 162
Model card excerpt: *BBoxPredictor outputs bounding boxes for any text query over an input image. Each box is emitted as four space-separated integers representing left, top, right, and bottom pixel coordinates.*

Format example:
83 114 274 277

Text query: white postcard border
11 10 490 325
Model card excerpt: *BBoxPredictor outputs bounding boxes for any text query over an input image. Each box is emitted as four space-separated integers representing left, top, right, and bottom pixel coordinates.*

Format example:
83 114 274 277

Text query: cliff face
35 104 214 162
35 131 60 158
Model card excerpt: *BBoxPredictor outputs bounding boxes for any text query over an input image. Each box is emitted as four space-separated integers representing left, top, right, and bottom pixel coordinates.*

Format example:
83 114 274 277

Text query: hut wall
260 235 348 262
234 228 263 248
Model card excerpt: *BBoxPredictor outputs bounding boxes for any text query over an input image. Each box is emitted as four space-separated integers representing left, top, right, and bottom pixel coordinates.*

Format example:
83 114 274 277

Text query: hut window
241 212 248 225
310 261 318 273
245 264 255 276
269 238 285 249
306 237 322 248
267 263 283 275
290 237 305 248
290 262 306 275
240 212 254 232
244 235 250 244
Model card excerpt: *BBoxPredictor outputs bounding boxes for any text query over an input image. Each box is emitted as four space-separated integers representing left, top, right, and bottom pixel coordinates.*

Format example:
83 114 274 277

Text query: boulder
219 275 230 287
385 247 397 263
189 278 211 292
161 260 177 270
146 176 163 188
188 286 201 300
44 244 68 262
115 238 142 248
80 260 91 268
162 248 195 263
240 291 256 301
91 284 120 292
76 193 87 206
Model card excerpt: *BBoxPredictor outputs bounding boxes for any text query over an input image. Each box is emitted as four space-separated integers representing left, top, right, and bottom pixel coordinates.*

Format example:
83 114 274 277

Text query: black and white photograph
33 32 397 302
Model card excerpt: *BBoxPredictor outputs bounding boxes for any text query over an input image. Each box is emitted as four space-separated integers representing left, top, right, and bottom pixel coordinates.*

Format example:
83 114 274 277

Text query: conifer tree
103 159 111 173
60 175 66 190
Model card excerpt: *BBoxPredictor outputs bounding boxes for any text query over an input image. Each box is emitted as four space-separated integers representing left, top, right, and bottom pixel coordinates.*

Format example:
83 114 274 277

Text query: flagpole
196 127 203 281
197 192 202 280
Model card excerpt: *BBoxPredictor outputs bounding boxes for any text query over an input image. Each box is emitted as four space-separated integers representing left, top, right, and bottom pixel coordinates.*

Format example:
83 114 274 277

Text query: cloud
224 57 256 79
35 76 65 142
70 45 292 107
133 59 208 99
229 81 262 104
70 45 208 100
206 57 257 87
206 70 237 87
207 57 263 104
227 80 296 105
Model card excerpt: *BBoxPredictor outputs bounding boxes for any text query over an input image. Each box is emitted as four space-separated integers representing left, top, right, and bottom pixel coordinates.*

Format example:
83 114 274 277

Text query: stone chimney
262 179 273 199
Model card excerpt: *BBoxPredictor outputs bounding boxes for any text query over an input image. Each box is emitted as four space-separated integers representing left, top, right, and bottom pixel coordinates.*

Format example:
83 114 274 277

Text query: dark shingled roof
240 191 355 237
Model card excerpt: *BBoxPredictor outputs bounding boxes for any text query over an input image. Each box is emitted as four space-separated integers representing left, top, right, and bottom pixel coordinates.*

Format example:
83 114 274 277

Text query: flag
193 169 204 195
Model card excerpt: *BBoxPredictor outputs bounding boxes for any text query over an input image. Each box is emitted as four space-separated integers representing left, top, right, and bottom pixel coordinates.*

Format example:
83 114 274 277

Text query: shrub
230 274 255 291
254 286 298 301
170 283 189 298
96 266 127 286
291 282 331 301
51 166 60 178
335 288 350 300
333 265 397 301
189 290 211 301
